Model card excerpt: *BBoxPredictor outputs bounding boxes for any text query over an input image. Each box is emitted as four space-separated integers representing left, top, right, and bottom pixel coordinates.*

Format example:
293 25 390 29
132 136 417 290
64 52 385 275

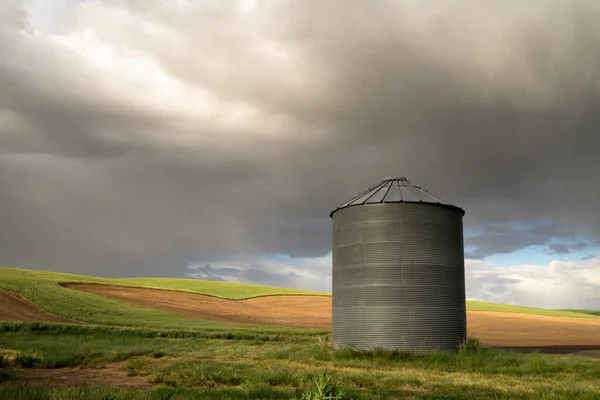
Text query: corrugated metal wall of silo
331 178 466 353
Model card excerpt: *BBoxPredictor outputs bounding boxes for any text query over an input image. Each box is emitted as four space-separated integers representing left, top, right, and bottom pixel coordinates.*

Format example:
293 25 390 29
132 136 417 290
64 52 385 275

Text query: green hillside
557 309 600 317
0 267 327 332
467 300 596 318
116 276 324 299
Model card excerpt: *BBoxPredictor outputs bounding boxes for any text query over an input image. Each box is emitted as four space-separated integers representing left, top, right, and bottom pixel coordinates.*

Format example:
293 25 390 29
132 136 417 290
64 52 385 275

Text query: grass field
1 323 600 399
1 267 600 399
0 267 322 299
467 301 598 318
114 277 325 299
558 309 600 317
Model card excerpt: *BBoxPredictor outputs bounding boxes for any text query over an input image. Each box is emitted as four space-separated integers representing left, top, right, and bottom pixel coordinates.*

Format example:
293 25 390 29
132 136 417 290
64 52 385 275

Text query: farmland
0 267 326 332
1 266 600 399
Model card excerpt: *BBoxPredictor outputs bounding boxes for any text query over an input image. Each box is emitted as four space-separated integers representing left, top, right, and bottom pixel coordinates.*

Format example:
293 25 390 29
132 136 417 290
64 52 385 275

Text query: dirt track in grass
66 283 600 357
0 289 80 324
0 362 152 389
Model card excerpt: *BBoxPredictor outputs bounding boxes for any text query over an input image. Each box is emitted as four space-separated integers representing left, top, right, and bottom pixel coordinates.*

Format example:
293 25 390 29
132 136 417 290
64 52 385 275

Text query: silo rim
329 200 466 218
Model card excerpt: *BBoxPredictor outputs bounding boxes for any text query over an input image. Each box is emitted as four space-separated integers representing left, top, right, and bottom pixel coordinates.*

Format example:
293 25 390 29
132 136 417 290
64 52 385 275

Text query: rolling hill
0 266 598 333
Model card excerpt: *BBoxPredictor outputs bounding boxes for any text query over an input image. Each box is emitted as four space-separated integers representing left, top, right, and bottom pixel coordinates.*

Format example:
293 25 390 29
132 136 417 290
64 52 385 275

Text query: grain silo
330 177 466 353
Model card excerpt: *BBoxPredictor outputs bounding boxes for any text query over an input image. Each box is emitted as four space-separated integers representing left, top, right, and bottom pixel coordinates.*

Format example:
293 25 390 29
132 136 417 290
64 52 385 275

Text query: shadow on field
557 309 600 317
494 345 600 358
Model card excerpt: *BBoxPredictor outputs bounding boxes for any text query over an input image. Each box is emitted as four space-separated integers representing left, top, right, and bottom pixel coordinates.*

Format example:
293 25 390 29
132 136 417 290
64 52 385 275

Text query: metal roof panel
330 176 464 217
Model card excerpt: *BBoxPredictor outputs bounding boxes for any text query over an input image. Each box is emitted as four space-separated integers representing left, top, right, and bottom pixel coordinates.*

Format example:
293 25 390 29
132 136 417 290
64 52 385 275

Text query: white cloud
22 0 81 34
466 257 600 310
11 0 319 154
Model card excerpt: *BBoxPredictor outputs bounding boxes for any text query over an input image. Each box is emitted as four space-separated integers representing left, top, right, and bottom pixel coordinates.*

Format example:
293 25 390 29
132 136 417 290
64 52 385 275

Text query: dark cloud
548 244 571 255
1 0 600 286
531 224 574 239
466 222 590 259
545 242 588 255
464 223 574 259
570 242 588 251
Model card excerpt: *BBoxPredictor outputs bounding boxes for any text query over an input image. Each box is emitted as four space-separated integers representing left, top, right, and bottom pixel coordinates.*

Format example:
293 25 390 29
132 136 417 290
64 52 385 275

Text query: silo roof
330 176 465 218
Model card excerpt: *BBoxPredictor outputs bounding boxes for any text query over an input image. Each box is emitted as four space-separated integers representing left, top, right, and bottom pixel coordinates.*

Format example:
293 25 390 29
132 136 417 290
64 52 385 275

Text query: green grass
467 301 597 318
0 267 323 300
0 321 326 343
0 330 206 368
114 276 324 299
1 331 600 399
557 309 600 317
0 385 300 400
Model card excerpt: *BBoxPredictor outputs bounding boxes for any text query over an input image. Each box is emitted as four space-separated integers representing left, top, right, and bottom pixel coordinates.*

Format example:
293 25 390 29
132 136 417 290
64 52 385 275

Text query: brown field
0 289 79 324
65 283 331 328
3 284 600 357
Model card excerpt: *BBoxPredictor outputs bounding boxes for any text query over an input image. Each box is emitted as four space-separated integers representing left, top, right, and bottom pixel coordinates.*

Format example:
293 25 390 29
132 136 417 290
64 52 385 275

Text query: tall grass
0 321 327 341
2 329 600 399
0 384 302 400
0 323 327 369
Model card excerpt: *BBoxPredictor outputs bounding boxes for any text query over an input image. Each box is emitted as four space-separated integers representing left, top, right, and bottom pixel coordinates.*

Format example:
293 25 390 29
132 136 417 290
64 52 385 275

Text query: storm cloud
1 1 600 306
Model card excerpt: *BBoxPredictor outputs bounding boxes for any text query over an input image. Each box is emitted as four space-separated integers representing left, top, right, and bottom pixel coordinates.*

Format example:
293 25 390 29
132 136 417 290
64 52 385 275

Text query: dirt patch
467 311 600 357
0 289 81 324
0 362 152 389
66 283 331 328
66 284 600 354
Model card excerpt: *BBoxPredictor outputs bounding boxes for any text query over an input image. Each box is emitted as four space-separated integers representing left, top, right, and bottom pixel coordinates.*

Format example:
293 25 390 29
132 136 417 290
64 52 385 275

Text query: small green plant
0 370 16 383
459 337 484 355
123 357 152 376
295 372 350 400
315 334 332 349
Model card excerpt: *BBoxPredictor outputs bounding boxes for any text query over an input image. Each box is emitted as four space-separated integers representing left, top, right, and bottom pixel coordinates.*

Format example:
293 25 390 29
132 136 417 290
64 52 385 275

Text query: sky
2 0 600 310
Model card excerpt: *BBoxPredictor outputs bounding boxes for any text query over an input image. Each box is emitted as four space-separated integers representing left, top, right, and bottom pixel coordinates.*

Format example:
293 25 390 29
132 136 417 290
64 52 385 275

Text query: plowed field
66 283 331 328
66 284 600 356
0 289 79 324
